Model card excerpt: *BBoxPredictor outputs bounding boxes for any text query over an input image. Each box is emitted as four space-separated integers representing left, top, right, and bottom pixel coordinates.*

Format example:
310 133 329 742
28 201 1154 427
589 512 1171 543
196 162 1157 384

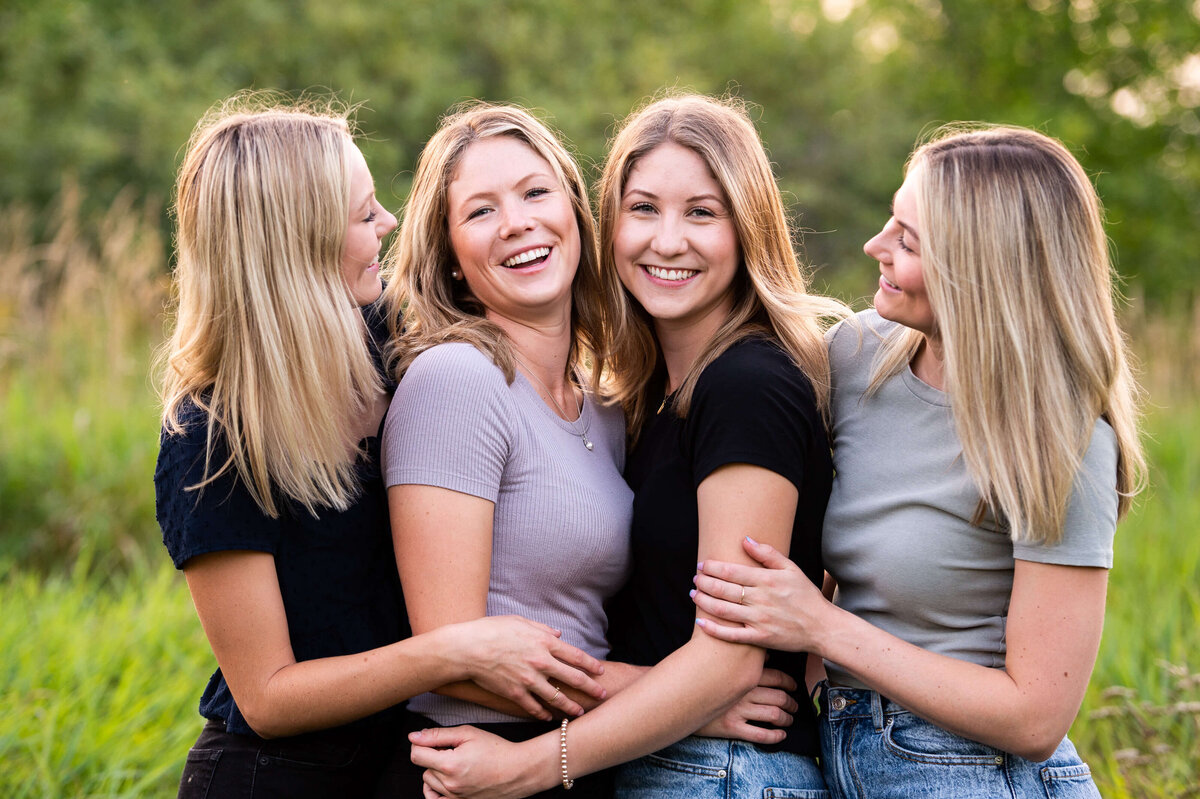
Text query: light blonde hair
598 93 849 440
383 103 609 389
868 124 1146 543
158 93 382 518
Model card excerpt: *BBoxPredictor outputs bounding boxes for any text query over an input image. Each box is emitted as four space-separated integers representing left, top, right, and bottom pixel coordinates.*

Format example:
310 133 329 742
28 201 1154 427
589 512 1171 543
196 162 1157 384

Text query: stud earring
450 269 462 280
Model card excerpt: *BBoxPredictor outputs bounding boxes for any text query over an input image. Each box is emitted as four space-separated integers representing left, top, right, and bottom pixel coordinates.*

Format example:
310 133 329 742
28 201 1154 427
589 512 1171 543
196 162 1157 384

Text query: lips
502 246 551 268
880 274 900 292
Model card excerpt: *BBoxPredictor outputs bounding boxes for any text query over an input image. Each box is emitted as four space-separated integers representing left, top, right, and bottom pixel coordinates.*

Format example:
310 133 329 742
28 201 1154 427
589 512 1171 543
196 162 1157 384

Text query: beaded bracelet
559 718 575 790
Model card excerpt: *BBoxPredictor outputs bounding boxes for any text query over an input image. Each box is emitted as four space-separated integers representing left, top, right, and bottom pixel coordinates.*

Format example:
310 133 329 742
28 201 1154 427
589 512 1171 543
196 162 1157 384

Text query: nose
377 205 398 237
650 215 688 258
498 200 534 239
863 221 890 261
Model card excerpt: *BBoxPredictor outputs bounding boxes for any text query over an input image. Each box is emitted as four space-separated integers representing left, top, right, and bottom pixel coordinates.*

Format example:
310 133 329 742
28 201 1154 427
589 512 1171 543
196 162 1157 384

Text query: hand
695 667 797 744
692 536 833 653
410 725 544 799
448 615 606 720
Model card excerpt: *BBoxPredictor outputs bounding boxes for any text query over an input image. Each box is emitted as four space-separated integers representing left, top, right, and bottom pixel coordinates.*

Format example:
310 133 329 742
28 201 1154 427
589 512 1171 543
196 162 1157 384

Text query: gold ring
550 687 561 703
740 585 746 604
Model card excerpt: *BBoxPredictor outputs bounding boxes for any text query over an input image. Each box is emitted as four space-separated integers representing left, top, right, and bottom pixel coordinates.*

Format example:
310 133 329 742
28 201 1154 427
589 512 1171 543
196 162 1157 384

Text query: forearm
817 605 1079 760
246 627 465 738
513 636 764 792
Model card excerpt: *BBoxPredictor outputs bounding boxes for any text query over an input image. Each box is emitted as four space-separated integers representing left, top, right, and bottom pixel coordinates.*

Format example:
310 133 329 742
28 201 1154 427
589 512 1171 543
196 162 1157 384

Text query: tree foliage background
1 0 1197 301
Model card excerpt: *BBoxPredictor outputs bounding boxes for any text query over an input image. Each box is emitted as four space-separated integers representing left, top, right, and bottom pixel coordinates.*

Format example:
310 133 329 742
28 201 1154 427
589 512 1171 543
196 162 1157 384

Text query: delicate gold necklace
511 351 594 452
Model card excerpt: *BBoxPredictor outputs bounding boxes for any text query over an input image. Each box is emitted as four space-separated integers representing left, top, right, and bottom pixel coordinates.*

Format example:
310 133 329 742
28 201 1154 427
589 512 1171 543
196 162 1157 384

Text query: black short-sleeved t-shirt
606 336 830 758
155 304 407 737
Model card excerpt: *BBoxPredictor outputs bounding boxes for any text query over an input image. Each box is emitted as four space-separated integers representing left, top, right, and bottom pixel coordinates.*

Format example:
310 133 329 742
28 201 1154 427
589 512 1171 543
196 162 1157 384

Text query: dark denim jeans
176 718 422 799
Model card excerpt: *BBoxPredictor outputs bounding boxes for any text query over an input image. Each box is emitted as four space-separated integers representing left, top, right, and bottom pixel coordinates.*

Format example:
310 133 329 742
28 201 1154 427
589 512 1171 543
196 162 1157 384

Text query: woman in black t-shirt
408 94 849 799
155 95 609 798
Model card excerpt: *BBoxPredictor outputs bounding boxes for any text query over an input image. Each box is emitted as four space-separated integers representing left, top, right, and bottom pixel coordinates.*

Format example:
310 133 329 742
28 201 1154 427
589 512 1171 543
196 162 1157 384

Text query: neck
489 308 579 420
911 334 945 390
655 307 732 394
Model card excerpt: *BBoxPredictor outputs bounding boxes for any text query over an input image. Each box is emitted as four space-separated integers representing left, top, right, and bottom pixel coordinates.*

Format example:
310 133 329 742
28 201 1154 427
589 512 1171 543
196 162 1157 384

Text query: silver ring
739 585 746 604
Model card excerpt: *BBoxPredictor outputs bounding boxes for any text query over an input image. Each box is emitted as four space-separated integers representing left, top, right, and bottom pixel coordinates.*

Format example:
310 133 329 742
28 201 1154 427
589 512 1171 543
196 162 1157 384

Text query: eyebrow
453 170 559 209
623 187 727 206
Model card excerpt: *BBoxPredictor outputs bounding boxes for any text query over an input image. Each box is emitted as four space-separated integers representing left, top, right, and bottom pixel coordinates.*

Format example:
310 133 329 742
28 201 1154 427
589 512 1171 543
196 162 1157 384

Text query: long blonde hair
868 124 1146 543
158 94 382 518
598 93 849 440
383 103 609 388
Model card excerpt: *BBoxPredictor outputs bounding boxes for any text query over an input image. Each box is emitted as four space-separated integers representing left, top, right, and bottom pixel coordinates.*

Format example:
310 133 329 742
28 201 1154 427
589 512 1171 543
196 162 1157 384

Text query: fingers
546 638 605 677
691 580 752 624
728 720 789 746
500 683 556 721
422 771 450 799
744 686 800 716
757 667 798 692
694 616 760 644
691 572 746 607
540 680 586 719
741 536 795 569
409 725 476 753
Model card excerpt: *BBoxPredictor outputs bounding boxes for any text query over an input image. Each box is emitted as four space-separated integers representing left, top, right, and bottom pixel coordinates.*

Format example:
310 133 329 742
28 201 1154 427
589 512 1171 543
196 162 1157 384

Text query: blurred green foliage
1 0 1197 301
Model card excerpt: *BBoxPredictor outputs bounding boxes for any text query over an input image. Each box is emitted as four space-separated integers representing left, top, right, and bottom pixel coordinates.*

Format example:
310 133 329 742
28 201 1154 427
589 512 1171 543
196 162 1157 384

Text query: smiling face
613 142 740 342
341 141 397 306
865 168 935 337
445 136 581 326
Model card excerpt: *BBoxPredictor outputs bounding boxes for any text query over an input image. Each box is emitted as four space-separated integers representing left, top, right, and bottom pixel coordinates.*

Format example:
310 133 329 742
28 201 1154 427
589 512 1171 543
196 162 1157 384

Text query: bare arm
692 540 1107 761
410 463 801 798
183 551 578 738
390 483 608 720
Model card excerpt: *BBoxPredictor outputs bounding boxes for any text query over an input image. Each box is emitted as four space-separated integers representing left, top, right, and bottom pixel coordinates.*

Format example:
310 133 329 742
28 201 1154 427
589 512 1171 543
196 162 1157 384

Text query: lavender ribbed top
382 342 633 725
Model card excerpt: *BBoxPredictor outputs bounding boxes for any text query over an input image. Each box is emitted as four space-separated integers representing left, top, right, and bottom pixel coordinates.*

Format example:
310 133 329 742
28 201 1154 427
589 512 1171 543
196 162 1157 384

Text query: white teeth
503 247 550 268
882 276 900 290
645 265 697 282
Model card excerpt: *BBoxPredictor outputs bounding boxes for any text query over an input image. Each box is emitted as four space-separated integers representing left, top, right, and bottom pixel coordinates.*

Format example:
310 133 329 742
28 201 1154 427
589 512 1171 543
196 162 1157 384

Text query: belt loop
871 690 885 731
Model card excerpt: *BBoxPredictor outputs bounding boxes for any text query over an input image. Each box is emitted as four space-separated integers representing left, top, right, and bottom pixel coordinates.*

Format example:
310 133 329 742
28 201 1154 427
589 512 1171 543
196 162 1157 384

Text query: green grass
1073 399 1200 798
0 561 211 798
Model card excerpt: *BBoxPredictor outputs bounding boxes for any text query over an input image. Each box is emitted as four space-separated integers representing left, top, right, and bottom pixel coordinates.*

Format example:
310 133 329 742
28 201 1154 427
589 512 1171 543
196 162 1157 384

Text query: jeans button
831 696 847 711
717 770 728 778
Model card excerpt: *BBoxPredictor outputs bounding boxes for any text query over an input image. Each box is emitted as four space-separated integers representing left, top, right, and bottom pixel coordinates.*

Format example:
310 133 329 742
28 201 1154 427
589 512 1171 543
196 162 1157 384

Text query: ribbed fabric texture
383 343 633 725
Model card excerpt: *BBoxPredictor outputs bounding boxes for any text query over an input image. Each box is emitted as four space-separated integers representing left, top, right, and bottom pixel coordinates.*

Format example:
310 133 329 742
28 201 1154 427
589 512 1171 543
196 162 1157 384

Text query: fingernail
745 536 758 545
689 589 696 598
695 618 707 628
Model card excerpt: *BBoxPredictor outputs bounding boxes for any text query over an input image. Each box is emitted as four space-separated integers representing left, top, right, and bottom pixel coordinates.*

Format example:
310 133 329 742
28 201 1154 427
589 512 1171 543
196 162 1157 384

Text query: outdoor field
1 1 1197 796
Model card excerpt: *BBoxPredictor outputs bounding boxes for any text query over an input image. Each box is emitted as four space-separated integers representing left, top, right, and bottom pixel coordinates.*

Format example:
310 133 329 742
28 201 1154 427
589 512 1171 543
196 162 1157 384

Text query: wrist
524 731 564 793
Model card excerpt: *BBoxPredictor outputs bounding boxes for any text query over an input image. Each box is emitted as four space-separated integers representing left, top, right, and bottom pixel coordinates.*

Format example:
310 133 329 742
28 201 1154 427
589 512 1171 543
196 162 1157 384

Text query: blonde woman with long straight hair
408 94 849 798
692 124 1146 798
155 95 610 799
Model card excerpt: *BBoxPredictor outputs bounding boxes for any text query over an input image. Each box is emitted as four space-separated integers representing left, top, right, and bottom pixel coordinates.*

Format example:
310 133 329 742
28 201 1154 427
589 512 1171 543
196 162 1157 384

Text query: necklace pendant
583 435 594 451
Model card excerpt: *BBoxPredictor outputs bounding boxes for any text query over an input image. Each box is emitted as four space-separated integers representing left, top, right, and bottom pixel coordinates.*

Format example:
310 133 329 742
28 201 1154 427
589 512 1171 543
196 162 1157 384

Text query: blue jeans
614 734 828 798
817 683 1101 799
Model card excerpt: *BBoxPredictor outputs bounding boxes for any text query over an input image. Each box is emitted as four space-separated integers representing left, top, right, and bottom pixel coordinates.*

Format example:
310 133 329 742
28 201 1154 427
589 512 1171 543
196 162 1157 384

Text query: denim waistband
818 683 910 731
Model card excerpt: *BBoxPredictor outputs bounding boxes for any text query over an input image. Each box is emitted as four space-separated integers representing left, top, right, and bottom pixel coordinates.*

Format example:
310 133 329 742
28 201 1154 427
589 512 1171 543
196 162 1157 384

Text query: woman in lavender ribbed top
382 341 632 727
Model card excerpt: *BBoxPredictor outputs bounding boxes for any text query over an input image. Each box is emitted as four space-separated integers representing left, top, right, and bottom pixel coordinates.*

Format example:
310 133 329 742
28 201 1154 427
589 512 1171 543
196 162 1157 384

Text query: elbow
1005 719 1070 763
240 705 285 740
237 696 298 740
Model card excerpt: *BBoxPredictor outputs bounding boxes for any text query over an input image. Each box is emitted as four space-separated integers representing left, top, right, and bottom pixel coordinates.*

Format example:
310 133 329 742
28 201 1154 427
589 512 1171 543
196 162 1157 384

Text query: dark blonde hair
598 93 848 439
869 124 1146 542
383 102 609 389
159 93 381 518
